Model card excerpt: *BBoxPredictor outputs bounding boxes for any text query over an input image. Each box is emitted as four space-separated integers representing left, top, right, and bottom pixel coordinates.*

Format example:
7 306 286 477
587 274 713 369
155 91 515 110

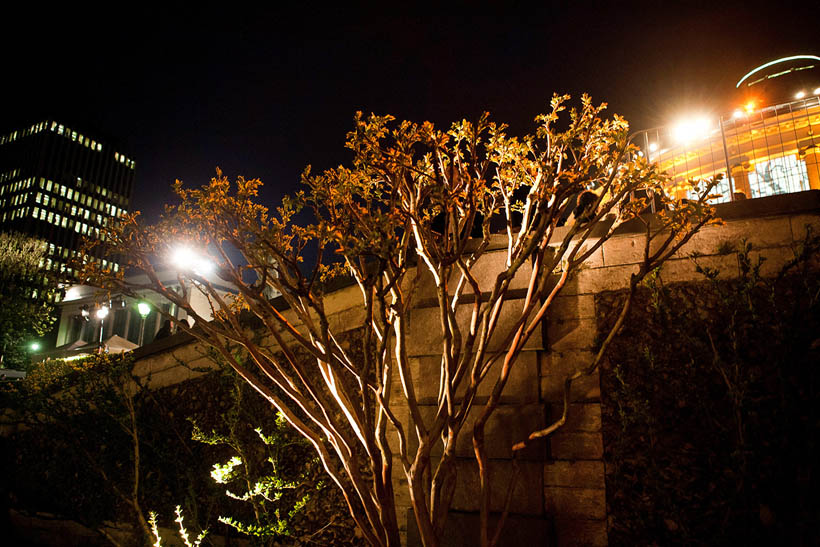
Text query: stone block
749 246 801 278
454 404 547 460
686 216 794 253
554 518 608 547
389 351 540 405
540 349 601 403
451 459 544 515
549 431 603 460
562 403 601 432
550 294 596 321
406 298 543 356
544 460 605 489
415 248 535 300
547 317 597 352
601 232 656 266
790 213 820 243
544 486 606 520
406 510 549 547
568 264 637 295
659 253 739 283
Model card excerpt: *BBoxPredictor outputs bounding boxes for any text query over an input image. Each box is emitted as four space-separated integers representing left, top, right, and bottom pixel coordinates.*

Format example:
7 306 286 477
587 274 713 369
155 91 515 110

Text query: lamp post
96 305 109 349
137 301 151 346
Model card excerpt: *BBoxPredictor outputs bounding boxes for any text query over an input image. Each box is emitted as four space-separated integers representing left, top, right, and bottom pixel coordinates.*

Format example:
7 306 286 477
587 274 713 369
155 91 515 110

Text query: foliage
149 506 208 547
189 358 362 545
4 352 155 541
598 234 820 545
80 95 719 546
4 351 358 545
0 232 56 369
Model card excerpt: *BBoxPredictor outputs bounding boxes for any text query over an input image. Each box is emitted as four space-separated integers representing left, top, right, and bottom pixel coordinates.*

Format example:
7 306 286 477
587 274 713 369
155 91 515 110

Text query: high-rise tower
0 120 135 282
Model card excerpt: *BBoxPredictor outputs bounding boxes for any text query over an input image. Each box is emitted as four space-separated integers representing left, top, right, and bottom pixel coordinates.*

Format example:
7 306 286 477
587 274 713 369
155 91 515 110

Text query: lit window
39 209 45 220
32 206 39 217
61 217 67 228
75 223 81 233
47 212 53 223
58 125 64 135
46 180 53 192
59 185 66 197
66 188 73 200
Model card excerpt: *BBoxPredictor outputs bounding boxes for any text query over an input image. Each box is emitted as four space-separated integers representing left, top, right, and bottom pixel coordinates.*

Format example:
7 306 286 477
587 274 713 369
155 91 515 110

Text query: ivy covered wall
597 241 819 545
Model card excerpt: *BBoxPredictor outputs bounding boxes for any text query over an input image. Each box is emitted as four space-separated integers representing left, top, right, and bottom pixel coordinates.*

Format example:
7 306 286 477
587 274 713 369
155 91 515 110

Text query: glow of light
795 90 806 99
96 306 109 319
814 87 820 95
744 101 756 114
648 142 658 152
63 286 82 301
30 342 41 352
672 116 711 143
137 301 151 318
732 109 744 119
172 246 214 277
735 55 820 88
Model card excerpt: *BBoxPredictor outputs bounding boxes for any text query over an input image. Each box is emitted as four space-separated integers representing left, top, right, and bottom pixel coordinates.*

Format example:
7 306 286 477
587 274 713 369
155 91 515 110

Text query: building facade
632 55 820 205
0 120 135 282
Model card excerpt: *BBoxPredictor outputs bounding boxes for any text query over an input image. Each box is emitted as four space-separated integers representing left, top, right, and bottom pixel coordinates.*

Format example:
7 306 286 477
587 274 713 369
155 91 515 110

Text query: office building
633 55 820 203
0 120 135 283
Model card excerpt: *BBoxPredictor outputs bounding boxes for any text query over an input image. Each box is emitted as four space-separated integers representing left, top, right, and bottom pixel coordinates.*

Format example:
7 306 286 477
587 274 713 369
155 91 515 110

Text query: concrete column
800 145 820 191
730 163 752 199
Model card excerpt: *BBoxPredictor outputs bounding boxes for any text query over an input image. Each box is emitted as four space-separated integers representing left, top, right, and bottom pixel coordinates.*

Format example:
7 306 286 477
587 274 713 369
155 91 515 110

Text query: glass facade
633 96 820 203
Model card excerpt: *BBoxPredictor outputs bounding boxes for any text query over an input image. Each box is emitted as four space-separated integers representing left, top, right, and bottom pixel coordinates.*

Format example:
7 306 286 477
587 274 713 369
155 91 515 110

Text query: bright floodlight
744 101 756 114
732 109 744 119
137 301 151 318
795 90 806 99
172 247 197 269
672 117 711 143
30 342 41 352
648 142 658 153
172 246 214 276
96 306 109 319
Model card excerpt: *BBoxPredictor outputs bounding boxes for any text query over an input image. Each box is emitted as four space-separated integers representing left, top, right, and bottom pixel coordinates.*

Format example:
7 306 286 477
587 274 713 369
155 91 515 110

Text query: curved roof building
634 55 820 203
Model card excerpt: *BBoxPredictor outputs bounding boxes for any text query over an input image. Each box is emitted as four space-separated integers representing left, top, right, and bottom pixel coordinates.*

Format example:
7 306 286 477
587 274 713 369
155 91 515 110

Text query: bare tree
82 95 719 547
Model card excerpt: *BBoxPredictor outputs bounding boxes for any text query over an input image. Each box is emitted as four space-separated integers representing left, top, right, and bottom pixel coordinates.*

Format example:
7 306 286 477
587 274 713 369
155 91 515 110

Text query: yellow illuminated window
46 180 53 192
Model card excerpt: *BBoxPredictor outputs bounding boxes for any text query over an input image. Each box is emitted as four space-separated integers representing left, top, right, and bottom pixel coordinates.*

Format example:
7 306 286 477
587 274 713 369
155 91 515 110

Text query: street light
29 342 41 352
672 116 711 144
172 246 214 276
137 301 151 346
96 305 109 347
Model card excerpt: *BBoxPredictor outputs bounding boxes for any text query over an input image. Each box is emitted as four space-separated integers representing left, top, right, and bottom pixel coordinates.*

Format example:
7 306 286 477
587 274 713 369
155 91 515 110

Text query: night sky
3 4 818 222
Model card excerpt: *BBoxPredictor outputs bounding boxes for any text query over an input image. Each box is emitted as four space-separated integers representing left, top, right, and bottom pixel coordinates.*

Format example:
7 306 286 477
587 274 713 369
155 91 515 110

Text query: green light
736 55 820 88
30 342 41 352
137 301 151 318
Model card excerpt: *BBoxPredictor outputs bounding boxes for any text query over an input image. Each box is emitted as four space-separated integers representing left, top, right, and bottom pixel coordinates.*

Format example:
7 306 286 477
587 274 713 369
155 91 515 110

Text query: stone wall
121 190 820 546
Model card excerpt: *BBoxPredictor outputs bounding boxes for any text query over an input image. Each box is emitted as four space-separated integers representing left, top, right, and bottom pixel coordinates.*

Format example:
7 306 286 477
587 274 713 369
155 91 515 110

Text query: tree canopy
81 95 719 547
0 232 56 369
